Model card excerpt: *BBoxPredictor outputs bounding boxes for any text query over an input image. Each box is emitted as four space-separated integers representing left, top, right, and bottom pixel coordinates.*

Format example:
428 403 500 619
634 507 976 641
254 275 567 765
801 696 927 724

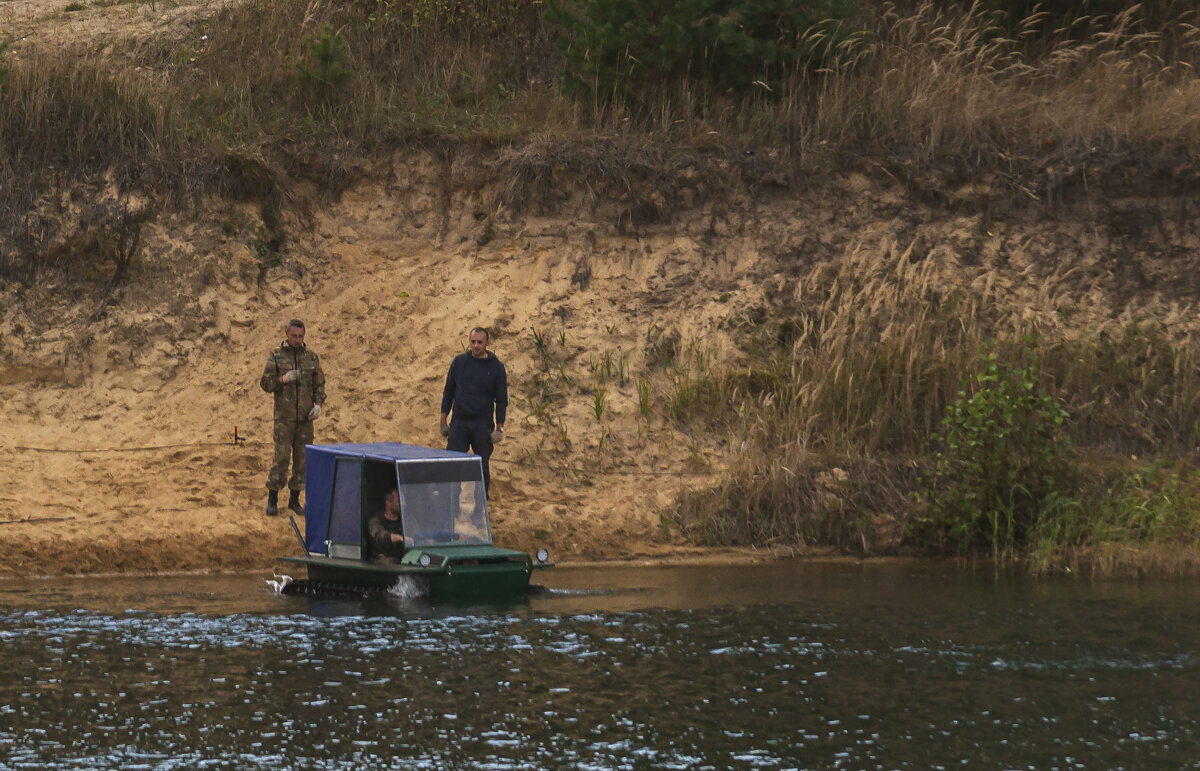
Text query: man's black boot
288 489 305 517
266 489 279 516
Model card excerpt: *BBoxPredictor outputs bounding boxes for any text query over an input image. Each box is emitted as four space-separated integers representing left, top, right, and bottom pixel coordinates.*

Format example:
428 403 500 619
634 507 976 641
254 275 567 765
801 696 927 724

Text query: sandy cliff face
2 141 1199 576
0 149 776 574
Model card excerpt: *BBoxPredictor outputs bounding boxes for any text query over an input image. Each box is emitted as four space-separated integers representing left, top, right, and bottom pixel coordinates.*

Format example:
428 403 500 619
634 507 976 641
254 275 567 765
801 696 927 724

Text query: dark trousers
447 418 493 497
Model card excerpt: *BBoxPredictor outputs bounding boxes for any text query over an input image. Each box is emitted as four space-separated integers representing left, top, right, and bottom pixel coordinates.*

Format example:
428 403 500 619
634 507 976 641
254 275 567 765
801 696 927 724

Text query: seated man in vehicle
367 487 410 564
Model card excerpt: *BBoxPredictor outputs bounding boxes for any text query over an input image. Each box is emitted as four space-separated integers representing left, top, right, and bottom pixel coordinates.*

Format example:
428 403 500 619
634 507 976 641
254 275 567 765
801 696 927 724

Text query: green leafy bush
546 0 866 103
918 344 1075 556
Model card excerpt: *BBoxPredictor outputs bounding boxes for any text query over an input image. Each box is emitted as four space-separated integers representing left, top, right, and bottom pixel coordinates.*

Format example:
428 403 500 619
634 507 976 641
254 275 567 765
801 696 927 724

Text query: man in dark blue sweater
440 327 508 497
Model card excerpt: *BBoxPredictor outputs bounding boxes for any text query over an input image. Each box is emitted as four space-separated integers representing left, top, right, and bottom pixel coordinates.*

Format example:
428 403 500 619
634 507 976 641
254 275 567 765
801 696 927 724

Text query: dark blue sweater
440 352 508 425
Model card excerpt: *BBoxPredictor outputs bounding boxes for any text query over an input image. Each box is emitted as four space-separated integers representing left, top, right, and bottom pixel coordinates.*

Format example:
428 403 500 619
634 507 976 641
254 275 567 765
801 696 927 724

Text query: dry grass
808 3 1200 164
1085 543 1200 578
670 237 1200 558
4 0 1198 247
675 449 915 554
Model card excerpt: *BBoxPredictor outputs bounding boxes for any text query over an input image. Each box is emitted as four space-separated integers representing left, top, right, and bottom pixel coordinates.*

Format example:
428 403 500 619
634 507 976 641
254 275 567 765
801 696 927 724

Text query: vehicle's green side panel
277 552 533 600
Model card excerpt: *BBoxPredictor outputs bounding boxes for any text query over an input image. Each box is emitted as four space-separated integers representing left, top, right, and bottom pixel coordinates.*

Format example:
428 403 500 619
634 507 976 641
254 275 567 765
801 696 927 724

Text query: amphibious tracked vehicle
276 442 550 600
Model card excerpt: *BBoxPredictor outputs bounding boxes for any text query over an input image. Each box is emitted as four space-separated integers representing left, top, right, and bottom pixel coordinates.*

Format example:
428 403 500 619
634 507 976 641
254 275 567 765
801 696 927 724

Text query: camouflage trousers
267 419 314 492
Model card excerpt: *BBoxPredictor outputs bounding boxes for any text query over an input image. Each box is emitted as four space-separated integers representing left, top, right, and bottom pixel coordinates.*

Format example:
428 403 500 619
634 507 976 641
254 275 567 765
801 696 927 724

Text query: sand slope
0 149 786 574
3 153 1198 576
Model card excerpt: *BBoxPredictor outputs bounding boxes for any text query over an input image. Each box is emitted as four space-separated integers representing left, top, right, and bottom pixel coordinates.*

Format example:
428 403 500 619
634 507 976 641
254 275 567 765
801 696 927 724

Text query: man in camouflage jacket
259 319 326 516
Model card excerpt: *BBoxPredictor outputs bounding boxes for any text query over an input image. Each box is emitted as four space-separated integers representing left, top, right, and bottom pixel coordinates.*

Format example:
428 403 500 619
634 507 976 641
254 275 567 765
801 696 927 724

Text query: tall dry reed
5 0 1198 239
808 2 1200 165
672 237 1200 557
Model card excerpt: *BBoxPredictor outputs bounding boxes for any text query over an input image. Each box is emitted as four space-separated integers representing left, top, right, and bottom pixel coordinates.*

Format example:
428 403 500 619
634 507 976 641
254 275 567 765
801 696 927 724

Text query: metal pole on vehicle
289 515 310 556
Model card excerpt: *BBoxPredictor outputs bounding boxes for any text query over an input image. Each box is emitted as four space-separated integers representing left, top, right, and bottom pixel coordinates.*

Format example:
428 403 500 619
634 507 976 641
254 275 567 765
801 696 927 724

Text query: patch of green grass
592 386 607 422
636 376 652 419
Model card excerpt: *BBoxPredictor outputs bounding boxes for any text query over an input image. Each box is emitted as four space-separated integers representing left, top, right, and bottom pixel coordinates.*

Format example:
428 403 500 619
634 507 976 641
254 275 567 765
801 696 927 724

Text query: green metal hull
278 552 535 600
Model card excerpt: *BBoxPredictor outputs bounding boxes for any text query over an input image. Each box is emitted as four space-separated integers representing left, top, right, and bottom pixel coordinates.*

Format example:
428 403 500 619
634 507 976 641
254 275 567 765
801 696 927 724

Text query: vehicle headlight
536 548 549 564
418 553 432 567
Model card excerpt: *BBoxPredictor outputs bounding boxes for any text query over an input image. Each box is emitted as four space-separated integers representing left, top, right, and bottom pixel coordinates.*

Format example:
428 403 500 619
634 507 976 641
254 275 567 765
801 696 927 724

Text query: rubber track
279 579 394 597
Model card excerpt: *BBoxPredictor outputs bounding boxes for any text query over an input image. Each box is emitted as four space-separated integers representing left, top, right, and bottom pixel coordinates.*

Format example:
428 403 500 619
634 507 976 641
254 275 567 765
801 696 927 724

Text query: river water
1 560 1197 769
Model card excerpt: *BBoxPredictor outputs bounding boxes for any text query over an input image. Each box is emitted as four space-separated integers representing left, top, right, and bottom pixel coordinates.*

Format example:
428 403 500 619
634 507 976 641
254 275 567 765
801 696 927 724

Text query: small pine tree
0 40 12 86
295 25 354 105
545 0 865 104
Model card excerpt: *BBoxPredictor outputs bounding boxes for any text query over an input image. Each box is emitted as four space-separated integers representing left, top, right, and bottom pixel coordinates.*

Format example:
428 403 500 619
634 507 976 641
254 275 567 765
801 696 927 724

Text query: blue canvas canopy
303 442 485 555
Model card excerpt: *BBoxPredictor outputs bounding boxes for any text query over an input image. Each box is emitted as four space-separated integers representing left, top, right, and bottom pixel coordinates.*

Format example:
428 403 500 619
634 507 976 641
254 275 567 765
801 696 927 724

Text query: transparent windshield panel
399 480 490 546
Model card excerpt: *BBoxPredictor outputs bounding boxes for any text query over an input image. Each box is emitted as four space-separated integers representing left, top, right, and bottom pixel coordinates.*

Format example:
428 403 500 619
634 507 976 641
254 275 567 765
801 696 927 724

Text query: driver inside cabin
367 487 410 564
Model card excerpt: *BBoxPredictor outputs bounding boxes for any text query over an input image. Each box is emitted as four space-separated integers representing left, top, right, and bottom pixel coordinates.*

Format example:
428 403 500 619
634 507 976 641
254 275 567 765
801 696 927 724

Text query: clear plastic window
399 480 491 546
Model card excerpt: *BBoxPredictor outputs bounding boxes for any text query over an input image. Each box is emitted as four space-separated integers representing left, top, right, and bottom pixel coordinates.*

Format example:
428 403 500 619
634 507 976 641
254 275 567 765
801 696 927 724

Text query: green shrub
1027 459 1200 571
917 344 1075 556
546 0 866 103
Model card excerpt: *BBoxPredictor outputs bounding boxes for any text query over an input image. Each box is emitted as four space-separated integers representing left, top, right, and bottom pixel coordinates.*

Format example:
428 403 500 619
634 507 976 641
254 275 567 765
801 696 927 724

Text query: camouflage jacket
367 511 406 560
259 341 327 422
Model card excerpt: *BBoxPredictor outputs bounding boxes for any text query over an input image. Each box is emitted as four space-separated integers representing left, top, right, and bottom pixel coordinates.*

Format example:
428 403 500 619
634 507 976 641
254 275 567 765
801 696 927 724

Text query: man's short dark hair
287 319 306 331
470 326 489 341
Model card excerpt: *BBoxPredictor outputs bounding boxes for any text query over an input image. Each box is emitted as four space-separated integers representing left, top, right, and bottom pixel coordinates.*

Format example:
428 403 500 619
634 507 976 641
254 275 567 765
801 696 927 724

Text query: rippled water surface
2 561 1198 769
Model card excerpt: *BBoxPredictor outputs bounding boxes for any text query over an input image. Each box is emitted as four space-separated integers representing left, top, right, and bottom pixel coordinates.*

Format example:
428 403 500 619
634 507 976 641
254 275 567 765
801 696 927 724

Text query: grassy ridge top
2 0 1199 250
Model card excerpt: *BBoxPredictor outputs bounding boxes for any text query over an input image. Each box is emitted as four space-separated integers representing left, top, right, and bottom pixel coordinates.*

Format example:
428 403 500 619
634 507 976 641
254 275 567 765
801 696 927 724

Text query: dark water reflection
1 561 1198 768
